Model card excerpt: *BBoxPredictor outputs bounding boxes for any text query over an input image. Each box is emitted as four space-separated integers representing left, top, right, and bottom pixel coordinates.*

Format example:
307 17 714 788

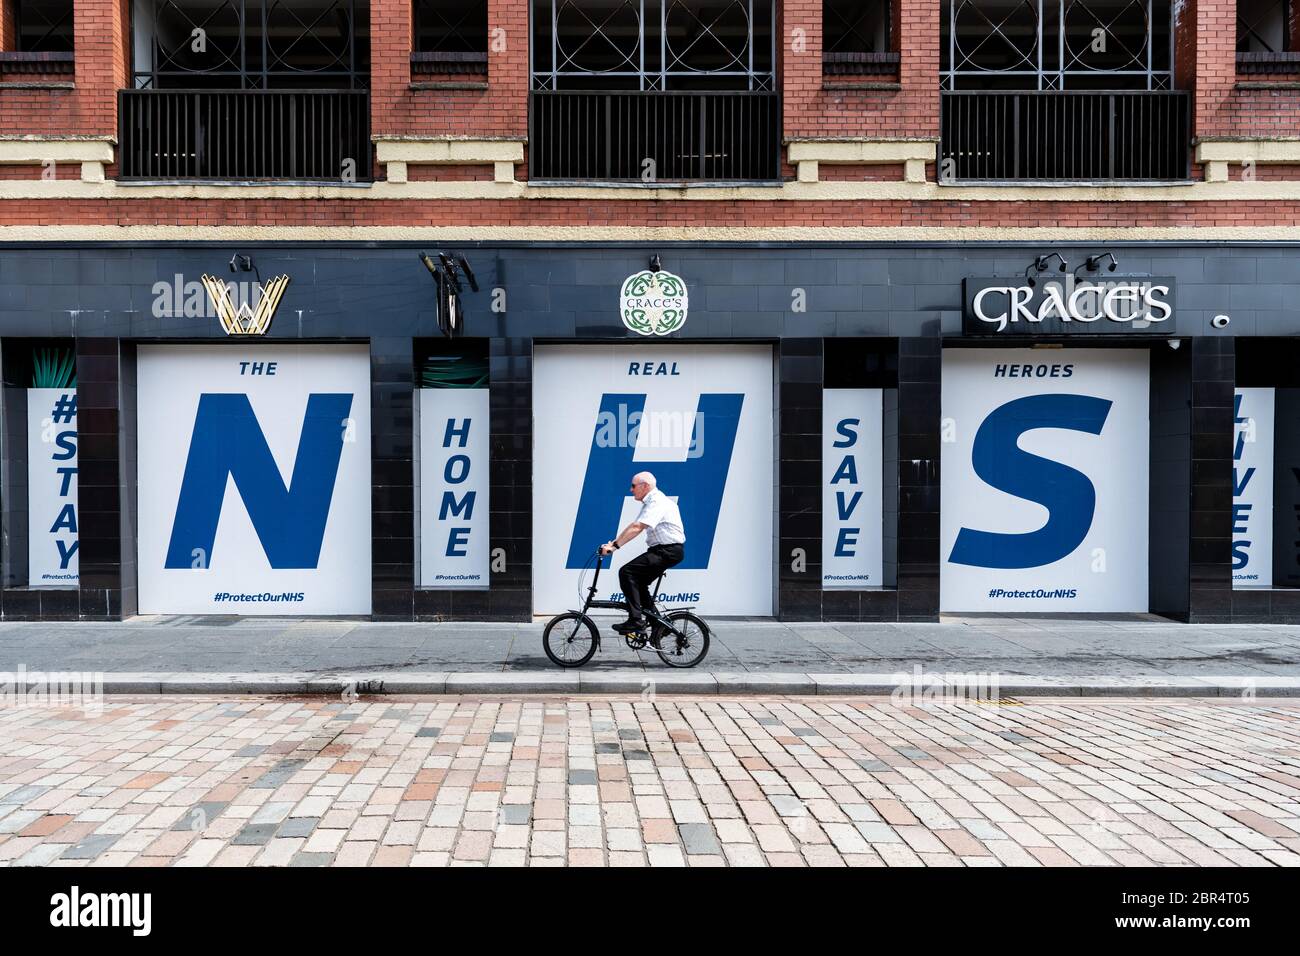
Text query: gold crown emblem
200 273 291 336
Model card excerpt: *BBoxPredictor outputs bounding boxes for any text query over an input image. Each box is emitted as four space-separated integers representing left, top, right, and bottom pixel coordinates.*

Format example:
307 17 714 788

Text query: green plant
420 354 488 389
30 347 76 389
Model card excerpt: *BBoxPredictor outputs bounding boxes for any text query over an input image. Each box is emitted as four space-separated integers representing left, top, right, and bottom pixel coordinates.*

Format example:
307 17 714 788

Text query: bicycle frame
573 552 696 649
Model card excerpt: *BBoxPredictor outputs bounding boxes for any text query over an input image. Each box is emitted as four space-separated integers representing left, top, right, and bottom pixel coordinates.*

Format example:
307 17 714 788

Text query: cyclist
600 471 685 634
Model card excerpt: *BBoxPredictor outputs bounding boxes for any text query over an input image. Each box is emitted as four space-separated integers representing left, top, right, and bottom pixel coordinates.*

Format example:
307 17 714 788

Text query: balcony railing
529 91 781 183
940 91 1191 183
117 90 371 182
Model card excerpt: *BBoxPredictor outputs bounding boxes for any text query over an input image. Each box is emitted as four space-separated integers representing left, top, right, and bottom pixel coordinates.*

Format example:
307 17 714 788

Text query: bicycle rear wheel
543 612 598 668
656 611 710 668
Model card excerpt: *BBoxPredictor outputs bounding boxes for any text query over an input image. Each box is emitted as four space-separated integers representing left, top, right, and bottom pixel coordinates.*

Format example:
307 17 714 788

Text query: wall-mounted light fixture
649 255 662 272
228 254 259 280
1081 252 1119 274
420 252 481 338
1025 252 1068 286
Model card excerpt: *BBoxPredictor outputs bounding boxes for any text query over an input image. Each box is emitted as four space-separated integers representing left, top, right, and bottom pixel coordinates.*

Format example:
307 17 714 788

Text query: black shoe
613 618 646 634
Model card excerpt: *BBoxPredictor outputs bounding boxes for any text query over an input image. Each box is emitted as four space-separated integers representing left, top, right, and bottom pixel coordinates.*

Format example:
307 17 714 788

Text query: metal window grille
528 1 780 182
130 0 369 90
941 0 1174 91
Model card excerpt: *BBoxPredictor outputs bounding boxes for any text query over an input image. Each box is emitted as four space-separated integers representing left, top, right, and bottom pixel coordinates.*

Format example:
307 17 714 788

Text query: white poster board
419 388 490 588
1233 386 1274 588
822 389 883 588
941 348 1150 612
137 345 371 615
532 344 773 616
27 387 79 586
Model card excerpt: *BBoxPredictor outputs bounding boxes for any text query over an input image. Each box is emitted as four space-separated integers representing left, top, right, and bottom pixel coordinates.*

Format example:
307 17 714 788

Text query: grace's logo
619 269 688 336
200 273 291 336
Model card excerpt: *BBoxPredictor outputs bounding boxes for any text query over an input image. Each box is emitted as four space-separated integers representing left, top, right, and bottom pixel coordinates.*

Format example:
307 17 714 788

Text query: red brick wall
0 0 128 137
370 0 527 139
783 0 939 141
2 196 1299 229
1193 0 1300 138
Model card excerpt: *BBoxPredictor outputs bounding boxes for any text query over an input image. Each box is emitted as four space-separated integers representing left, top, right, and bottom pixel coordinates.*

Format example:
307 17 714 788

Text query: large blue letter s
948 393 1112 570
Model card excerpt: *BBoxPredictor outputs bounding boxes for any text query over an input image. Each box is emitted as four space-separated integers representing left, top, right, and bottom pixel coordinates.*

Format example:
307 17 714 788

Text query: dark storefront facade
0 240 1297 624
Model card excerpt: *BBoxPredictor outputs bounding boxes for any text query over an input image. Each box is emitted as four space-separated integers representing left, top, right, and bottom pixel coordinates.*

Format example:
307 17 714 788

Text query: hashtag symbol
51 394 77 424
988 588 996 598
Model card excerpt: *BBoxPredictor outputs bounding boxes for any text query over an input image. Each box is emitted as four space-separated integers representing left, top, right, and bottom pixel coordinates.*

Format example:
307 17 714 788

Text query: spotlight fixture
1025 252 1068 286
649 255 662 272
1083 252 1119 273
228 254 259 279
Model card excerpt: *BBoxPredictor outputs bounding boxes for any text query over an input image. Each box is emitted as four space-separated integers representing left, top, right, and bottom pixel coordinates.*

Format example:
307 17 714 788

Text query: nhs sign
533 344 773 616
137 345 372 615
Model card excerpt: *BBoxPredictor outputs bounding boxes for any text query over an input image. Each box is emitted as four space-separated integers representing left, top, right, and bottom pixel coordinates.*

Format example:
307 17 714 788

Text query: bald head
631 471 656 501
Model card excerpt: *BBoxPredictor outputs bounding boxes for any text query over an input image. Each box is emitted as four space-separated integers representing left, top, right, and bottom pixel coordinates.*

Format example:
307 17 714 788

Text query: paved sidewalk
1 695 1297 867
2 615 1300 695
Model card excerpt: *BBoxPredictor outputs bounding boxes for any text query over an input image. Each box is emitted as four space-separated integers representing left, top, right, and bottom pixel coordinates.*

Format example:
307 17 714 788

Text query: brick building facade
0 1 1298 624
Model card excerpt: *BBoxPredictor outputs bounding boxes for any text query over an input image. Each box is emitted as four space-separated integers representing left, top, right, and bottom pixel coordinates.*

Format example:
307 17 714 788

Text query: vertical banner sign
1233 387 1274 588
419 388 490 587
27 387 79 586
822 389 883 588
941 348 1150 612
532 344 773 616
136 345 372 615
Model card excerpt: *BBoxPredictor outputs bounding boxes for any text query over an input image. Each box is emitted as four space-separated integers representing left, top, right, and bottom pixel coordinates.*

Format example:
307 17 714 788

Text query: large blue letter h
566 393 743 569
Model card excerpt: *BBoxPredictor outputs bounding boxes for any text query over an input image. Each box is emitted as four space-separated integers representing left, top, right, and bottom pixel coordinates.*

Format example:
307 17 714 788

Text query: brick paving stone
0 695 1298 867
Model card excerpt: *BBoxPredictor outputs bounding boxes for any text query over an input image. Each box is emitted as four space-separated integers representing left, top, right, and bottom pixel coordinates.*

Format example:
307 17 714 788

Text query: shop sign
962 277 1174 334
822 389 883 589
619 269 689 336
201 273 292 336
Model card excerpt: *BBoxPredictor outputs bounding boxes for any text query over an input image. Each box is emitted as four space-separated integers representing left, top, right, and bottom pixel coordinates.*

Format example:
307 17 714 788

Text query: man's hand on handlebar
599 541 617 556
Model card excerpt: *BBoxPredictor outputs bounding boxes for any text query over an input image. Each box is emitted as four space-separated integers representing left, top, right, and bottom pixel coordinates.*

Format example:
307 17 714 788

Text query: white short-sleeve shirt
635 489 686 546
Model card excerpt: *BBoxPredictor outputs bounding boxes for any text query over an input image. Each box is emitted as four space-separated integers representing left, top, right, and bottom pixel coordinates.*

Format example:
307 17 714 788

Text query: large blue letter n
566 393 743 569
165 393 353 569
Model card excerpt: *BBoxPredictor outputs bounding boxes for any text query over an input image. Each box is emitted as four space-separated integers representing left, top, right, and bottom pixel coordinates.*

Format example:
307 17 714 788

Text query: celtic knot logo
619 270 689 336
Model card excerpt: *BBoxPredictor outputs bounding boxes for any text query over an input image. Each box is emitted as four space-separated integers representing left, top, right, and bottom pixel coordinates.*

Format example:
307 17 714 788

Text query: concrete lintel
375 138 525 165
0 138 114 164
786 139 937 164
1195 139 1300 165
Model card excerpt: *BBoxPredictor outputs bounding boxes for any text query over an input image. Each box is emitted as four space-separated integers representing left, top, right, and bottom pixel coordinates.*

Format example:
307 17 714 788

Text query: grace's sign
963 277 1174 334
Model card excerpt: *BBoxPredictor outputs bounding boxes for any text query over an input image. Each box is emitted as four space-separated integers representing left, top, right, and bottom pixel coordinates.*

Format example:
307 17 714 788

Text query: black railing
940 91 1191 182
529 91 781 183
118 90 371 181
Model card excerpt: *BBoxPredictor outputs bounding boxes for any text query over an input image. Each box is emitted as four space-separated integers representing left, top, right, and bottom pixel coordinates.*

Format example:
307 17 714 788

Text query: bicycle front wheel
656 611 710 668
543 612 598 668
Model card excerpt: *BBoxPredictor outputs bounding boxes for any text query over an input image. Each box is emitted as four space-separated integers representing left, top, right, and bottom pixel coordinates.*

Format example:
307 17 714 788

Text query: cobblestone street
1 695 1298 868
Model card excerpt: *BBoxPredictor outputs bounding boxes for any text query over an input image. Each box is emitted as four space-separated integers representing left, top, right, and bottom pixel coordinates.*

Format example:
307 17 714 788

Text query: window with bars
822 0 896 75
9 0 74 53
119 2 371 180
412 0 488 75
528 1 780 182
938 1 1189 182
1237 0 1292 53
130 0 370 90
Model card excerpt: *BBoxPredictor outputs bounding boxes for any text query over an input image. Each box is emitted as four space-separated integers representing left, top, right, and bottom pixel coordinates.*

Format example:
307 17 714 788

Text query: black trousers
618 543 684 621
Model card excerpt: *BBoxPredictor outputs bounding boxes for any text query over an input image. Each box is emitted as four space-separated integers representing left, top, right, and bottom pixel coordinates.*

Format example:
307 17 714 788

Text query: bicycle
542 547 711 669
